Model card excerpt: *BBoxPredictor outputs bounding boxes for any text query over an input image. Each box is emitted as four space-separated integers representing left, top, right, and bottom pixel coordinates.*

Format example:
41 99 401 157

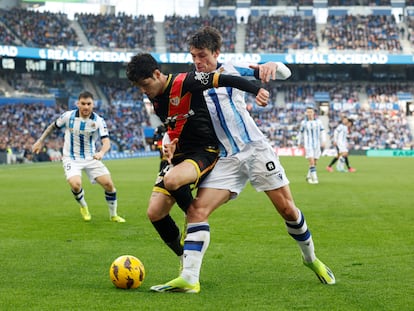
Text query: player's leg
147 191 183 256
307 153 317 184
150 187 231 293
251 141 335 284
164 150 218 213
265 186 335 284
150 156 241 293
95 174 125 222
327 146 339 172
341 151 355 172
63 159 90 221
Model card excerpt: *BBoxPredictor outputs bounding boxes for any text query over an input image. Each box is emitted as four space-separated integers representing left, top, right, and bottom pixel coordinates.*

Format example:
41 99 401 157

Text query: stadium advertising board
1 45 414 65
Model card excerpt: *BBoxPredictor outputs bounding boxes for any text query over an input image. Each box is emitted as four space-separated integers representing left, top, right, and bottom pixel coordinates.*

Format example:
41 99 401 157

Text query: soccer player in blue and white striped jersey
32 91 125 223
298 106 326 184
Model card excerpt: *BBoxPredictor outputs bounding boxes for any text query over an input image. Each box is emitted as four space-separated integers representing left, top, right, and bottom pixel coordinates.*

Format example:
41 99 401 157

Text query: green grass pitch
0 156 413 310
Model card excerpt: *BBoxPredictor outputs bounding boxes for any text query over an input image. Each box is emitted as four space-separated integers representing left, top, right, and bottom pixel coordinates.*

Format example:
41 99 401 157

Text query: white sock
181 222 210 284
72 188 87 207
285 209 316 263
105 190 117 217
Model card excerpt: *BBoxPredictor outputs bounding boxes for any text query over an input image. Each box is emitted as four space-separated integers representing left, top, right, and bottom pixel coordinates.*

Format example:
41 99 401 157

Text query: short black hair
126 53 160 83
188 26 222 52
79 91 94 100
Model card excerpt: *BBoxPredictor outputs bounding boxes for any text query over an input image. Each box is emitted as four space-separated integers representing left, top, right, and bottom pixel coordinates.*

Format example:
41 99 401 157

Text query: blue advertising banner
2 45 414 65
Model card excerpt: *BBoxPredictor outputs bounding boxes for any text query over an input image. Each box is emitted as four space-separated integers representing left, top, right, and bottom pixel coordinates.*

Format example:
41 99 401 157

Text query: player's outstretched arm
250 62 292 83
32 122 56 154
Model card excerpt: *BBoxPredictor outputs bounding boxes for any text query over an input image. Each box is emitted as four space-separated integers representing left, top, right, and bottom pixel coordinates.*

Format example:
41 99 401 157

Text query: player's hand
32 141 42 154
256 88 269 107
163 138 178 164
250 63 277 83
93 151 104 160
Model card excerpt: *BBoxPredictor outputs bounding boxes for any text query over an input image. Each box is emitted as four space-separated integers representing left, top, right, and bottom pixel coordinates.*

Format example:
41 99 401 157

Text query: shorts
62 158 110 184
305 147 321 159
200 140 289 198
336 143 348 154
153 148 219 195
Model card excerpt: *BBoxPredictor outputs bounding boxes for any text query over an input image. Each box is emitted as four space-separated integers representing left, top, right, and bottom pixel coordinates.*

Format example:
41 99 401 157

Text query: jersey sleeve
97 116 109 139
215 73 261 95
55 111 69 129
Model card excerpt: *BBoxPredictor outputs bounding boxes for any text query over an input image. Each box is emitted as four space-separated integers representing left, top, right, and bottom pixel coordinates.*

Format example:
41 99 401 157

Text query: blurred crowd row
1 7 414 52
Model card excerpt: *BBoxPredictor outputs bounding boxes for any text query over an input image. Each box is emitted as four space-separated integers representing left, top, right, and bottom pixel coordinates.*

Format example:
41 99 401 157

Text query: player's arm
214 73 269 106
249 62 292 83
94 136 110 160
32 122 57 154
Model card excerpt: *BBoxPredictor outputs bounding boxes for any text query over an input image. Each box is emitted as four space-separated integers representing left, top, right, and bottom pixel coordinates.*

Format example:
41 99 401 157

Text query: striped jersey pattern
203 62 265 157
55 109 109 160
333 123 348 146
299 118 325 150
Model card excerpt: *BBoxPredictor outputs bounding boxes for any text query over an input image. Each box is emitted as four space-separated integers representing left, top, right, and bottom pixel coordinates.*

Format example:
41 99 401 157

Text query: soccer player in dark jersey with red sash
126 53 269 257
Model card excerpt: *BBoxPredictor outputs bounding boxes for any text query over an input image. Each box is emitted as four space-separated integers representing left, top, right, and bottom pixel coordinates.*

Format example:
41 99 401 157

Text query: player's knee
68 181 82 192
276 202 298 221
163 173 181 191
147 206 165 222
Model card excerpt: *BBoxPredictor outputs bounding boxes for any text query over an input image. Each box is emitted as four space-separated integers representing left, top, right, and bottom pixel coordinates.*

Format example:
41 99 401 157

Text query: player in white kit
32 91 125 222
326 116 356 173
298 106 326 184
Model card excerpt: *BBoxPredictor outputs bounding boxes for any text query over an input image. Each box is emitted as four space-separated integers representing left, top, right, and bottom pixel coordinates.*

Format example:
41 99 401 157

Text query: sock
285 209 316 263
72 188 87 207
152 215 183 256
328 157 338 167
343 156 350 169
181 222 210 285
169 185 193 213
309 166 317 180
105 190 117 217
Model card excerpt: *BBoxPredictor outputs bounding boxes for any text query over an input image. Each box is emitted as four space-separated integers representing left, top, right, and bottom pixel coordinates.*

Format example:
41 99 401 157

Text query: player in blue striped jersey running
298 106 326 184
32 91 125 223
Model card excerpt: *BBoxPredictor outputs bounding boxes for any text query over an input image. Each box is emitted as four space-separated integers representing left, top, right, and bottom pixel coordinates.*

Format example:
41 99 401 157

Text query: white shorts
336 143 348 154
200 140 289 198
305 147 321 159
62 158 110 184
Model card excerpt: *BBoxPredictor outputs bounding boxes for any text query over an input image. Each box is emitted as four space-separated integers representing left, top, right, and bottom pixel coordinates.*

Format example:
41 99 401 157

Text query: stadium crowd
0 8 409 53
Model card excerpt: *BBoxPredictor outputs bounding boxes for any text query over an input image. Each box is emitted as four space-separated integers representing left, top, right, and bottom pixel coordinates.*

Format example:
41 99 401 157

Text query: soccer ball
109 255 145 289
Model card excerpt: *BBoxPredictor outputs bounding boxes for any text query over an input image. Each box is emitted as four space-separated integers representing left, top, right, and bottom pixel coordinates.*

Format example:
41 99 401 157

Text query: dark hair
78 91 94 100
188 26 222 52
126 53 160 83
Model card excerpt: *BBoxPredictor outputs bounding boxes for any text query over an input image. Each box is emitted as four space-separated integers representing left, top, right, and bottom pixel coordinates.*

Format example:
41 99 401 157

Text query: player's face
305 108 315 120
135 70 163 99
190 47 219 73
77 97 94 118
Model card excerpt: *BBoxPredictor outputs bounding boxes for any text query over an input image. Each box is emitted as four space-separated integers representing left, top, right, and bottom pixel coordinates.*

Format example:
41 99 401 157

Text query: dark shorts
153 147 219 195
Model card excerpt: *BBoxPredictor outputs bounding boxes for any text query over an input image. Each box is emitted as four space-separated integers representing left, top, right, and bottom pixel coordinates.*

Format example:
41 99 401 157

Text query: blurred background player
32 91 125 223
326 116 356 173
298 106 326 184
